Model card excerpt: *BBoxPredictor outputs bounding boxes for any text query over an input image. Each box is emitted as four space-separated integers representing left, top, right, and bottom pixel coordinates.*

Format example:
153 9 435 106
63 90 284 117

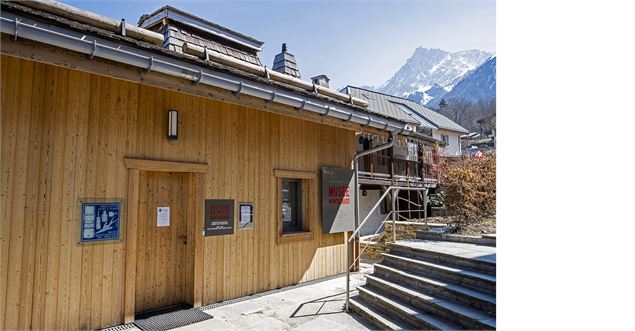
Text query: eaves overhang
0 4 421 139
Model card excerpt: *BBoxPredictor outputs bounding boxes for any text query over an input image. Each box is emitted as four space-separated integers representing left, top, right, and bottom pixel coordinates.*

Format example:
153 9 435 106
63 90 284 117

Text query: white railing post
345 230 350 311
392 188 399 242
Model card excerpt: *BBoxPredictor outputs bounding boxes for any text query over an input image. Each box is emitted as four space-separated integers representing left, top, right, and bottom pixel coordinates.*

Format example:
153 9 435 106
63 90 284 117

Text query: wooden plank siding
0 55 355 330
0 55 353 330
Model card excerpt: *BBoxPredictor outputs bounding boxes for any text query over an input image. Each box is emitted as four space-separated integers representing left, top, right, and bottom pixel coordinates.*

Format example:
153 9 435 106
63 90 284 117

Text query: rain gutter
1 10 421 138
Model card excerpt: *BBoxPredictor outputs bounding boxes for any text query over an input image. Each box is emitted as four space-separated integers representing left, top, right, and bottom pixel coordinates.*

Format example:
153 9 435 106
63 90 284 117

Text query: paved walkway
118 240 495 331
120 264 374 331
177 266 373 331
397 239 497 263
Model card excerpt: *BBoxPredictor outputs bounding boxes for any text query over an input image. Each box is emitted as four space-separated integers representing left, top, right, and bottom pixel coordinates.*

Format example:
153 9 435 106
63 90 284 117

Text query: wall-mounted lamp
168 109 178 140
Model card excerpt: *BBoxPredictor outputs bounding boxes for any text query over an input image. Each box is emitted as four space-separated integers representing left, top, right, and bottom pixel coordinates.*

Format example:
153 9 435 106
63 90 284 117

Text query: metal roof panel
346 86 468 133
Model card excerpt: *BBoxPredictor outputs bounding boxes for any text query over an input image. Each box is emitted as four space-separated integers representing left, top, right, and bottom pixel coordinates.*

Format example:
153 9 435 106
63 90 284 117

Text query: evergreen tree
439 98 448 110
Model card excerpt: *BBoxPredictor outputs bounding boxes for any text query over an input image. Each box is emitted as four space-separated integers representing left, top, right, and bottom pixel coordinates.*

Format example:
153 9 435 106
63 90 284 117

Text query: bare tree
438 97 496 132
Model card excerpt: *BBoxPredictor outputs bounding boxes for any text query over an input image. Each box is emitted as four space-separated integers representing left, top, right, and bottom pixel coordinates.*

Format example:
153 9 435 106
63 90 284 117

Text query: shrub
428 191 446 208
441 154 496 229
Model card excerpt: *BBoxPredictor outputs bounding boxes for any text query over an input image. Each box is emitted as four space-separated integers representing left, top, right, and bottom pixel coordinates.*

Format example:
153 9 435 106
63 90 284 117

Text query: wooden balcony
358 154 438 187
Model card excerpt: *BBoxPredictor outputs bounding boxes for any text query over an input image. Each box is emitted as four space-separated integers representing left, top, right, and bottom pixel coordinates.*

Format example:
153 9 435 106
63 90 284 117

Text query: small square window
274 169 315 244
441 134 449 144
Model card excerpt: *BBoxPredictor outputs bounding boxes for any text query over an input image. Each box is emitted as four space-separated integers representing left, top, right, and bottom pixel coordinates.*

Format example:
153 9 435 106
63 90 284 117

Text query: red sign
328 185 350 205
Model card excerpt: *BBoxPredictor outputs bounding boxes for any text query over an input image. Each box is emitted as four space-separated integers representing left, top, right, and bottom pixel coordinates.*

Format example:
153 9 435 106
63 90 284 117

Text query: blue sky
65 0 495 90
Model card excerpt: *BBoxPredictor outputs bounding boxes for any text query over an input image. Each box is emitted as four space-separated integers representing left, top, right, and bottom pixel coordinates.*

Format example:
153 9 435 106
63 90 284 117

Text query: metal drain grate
100 323 138 331
133 308 212 331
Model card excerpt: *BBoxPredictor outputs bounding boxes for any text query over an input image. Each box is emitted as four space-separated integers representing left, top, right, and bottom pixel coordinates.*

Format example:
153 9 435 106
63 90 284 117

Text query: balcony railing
358 153 436 183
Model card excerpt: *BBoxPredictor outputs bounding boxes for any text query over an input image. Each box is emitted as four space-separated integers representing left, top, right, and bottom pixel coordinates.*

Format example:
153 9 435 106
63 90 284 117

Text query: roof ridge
346 85 425 104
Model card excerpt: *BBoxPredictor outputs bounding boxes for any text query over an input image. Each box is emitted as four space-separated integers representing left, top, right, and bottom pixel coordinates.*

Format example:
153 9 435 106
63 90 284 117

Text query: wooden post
390 157 395 186
192 173 205 308
123 168 139 323
369 154 374 177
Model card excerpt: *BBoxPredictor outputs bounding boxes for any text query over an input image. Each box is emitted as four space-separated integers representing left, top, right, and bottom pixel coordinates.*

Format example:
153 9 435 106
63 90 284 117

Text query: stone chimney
272 43 301 78
311 75 330 88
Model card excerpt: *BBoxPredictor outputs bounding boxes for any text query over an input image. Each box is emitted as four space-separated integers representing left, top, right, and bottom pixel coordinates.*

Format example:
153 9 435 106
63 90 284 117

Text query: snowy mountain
429 56 496 108
405 83 447 105
376 48 493 100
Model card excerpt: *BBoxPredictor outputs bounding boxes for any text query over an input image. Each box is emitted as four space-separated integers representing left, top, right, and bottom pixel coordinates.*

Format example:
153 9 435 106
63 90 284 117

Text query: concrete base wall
359 190 388 236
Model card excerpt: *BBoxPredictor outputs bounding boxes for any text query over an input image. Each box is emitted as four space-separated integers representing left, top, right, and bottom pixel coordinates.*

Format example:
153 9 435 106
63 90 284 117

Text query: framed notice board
80 200 122 243
204 199 234 236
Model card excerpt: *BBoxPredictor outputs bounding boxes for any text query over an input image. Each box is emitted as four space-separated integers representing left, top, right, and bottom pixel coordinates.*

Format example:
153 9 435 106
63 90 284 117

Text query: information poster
321 167 355 233
204 199 234 236
238 203 254 230
157 207 170 227
81 201 121 242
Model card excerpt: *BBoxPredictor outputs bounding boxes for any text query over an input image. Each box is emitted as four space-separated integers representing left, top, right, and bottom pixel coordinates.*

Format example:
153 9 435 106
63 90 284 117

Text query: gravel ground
409 215 496 236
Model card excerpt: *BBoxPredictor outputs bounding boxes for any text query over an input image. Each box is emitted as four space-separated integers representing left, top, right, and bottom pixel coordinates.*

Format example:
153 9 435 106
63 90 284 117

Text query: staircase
349 240 496 330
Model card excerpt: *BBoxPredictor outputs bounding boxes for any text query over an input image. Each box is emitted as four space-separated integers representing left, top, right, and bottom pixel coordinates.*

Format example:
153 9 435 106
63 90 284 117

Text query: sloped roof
3 1 433 135
344 86 468 133
341 87 418 124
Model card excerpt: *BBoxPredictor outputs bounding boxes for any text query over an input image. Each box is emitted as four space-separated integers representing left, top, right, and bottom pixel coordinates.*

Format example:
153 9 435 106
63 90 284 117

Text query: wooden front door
135 171 190 313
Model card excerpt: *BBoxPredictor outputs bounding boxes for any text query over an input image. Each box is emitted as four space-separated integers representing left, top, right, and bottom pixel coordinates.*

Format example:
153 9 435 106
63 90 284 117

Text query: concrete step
348 296 414 330
381 252 496 295
420 227 453 235
374 263 496 316
389 242 496 275
357 285 462 330
366 275 496 330
415 231 496 247
421 222 449 228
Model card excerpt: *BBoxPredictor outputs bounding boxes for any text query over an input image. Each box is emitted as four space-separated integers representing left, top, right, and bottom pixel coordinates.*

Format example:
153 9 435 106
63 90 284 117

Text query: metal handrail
397 196 423 207
345 185 428 311
348 186 395 241
349 211 393 270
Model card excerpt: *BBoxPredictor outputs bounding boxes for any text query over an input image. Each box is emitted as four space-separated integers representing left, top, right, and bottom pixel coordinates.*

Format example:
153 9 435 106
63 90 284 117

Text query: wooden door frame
123 158 207 323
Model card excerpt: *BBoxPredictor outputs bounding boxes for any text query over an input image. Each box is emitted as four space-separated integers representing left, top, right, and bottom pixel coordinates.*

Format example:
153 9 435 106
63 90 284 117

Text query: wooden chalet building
0 1 445 330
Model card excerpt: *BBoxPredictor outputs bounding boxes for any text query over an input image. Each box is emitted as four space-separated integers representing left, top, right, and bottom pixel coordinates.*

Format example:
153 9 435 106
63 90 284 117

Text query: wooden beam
123 168 139 323
192 172 205 308
0 36 391 137
124 158 208 173
273 169 316 179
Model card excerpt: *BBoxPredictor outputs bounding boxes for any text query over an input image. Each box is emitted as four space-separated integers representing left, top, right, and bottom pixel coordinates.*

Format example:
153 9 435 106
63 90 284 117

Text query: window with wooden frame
441 134 450 144
274 169 315 244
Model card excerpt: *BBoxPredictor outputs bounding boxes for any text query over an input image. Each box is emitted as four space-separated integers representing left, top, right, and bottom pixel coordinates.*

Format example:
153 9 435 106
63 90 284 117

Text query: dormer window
138 6 264 66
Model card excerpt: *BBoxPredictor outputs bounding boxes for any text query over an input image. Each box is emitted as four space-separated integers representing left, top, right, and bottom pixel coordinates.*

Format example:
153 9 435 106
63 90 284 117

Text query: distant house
339 86 467 236
462 113 496 155
477 113 496 137
343 86 469 157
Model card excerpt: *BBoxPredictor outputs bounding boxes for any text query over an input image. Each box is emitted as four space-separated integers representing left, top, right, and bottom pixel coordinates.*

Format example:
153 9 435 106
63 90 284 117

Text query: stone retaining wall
359 221 497 260
360 222 432 260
